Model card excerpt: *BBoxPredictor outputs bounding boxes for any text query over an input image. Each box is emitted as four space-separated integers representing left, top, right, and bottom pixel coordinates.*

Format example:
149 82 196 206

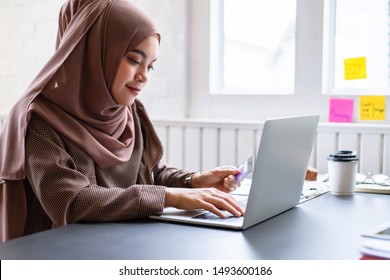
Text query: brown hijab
0 0 160 241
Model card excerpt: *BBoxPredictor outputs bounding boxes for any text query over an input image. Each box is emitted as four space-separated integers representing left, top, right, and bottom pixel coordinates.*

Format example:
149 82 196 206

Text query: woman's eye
127 57 140 65
148 65 154 71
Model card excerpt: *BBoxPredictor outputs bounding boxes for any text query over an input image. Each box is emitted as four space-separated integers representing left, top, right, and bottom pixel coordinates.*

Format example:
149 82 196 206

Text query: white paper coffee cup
327 150 359 195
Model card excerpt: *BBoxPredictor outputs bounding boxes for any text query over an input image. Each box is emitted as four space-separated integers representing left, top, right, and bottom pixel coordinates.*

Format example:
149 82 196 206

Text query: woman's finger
201 190 245 217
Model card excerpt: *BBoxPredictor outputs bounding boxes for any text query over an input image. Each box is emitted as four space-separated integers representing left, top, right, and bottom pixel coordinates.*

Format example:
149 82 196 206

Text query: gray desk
1 192 390 260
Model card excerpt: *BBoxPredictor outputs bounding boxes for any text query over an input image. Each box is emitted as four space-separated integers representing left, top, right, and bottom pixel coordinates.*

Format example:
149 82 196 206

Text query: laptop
150 115 320 230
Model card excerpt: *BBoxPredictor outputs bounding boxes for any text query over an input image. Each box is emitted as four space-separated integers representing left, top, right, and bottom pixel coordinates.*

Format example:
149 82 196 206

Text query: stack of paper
361 220 390 259
360 239 390 259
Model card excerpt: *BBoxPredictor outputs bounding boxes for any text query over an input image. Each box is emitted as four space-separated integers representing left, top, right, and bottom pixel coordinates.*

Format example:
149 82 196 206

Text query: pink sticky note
329 98 354 122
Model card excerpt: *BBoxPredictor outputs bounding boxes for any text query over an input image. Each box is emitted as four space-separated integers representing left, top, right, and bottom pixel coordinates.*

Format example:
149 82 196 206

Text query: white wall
0 0 188 118
0 0 63 113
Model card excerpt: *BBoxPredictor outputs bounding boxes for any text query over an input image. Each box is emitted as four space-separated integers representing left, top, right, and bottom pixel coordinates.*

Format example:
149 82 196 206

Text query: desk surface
1 192 390 260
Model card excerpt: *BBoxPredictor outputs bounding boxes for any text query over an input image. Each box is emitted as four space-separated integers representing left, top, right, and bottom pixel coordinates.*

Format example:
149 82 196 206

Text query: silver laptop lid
243 115 319 229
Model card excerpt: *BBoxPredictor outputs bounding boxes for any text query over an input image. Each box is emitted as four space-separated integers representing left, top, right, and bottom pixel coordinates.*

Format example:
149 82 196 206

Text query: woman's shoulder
28 113 56 133
27 113 64 145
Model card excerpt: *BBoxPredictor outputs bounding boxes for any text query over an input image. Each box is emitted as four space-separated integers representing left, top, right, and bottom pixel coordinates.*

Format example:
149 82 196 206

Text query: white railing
153 119 390 175
1 114 389 174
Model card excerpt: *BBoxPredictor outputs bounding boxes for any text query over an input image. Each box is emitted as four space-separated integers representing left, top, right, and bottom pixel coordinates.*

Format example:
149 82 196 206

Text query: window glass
220 0 296 94
331 0 390 93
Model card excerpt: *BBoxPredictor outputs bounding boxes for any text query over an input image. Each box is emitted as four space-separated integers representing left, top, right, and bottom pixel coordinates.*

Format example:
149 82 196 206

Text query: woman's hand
191 166 241 193
165 187 245 219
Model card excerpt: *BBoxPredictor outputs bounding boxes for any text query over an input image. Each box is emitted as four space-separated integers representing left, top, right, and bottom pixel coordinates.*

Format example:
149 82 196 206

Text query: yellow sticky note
344 57 367 80
360 96 385 120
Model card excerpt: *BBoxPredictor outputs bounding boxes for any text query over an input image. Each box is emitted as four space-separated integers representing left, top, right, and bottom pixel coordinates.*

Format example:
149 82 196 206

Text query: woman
0 0 244 242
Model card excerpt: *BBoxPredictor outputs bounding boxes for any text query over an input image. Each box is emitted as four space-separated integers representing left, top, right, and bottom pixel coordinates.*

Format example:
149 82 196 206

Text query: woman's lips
126 85 141 95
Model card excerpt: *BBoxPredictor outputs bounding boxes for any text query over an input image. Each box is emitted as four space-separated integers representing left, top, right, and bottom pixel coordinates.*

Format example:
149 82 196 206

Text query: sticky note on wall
329 98 354 122
344 57 367 80
360 96 385 120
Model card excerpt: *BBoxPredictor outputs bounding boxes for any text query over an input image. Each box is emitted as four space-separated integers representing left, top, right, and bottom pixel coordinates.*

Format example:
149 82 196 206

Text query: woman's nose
136 69 148 83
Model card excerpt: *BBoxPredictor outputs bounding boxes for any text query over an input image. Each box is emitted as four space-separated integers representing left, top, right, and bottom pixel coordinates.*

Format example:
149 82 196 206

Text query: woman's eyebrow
131 49 157 62
131 49 147 58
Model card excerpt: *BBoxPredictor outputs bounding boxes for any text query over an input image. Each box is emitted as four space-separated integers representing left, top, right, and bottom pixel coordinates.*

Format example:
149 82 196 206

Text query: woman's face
111 35 159 106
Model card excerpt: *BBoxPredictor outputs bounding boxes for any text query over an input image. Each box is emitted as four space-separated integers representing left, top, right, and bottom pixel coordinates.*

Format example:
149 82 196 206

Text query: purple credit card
236 156 255 182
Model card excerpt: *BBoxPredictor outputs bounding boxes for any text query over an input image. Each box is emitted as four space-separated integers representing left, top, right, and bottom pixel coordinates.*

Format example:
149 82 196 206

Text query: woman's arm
25 116 165 227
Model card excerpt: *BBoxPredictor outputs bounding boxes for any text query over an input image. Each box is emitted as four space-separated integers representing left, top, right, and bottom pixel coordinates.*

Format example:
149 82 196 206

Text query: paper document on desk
360 219 390 259
355 184 390 194
300 174 329 203
360 239 390 259
232 177 330 204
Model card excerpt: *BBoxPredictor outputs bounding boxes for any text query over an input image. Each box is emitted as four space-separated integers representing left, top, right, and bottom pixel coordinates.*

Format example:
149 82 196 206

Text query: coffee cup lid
328 150 358 162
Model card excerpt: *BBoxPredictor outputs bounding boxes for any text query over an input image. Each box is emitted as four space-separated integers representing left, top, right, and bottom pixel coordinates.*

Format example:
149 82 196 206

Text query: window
210 0 297 95
325 0 390 95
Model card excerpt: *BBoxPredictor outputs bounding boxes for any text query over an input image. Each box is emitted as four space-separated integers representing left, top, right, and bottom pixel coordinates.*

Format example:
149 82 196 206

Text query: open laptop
150 115 320 230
